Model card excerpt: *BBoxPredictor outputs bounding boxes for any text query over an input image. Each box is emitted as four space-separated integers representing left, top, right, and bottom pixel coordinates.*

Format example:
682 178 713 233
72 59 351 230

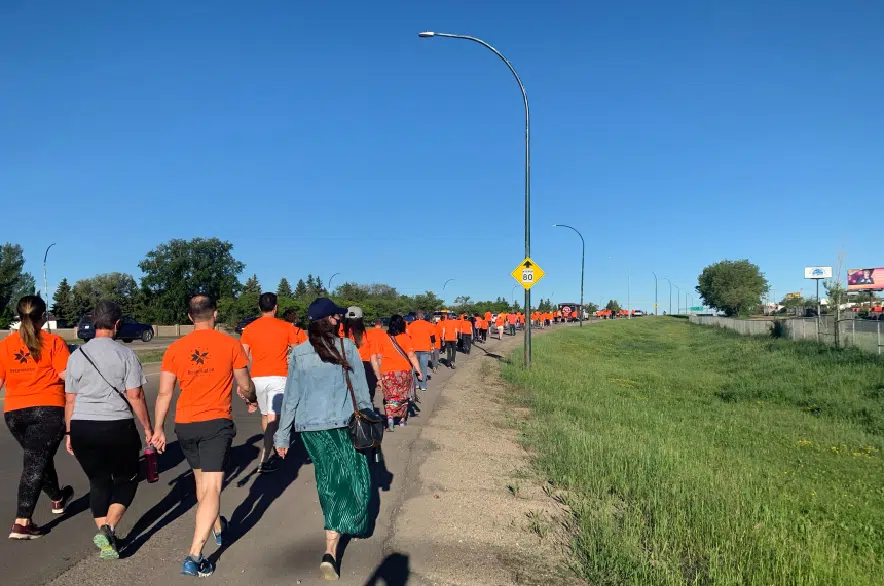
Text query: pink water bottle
144 446 159 483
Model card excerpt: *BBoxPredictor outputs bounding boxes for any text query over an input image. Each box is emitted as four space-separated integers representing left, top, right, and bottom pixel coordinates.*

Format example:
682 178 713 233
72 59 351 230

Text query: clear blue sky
2 1 882 311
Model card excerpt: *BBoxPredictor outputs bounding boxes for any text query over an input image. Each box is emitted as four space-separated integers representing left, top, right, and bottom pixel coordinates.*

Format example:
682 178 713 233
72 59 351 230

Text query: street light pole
326 272 340 294
673 284 682 314
420 31 532 367
43 243 57 331
651 271 658 315
512 284 518 310
553 224 584 327
663 278 673 315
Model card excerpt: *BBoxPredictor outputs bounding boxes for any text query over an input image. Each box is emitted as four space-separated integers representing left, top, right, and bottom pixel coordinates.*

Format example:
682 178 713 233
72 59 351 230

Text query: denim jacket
274 337 372 447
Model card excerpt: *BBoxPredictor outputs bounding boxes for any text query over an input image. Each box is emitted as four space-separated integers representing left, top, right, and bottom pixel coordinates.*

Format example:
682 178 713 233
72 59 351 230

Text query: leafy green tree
70 273 140 319
51 278 76 326
7 272 36 317
139 237 245 324
0 243 27 327
242 274 261 295
294 279 308 299
696 259 769 317
605 299 622 312
277 277 293 299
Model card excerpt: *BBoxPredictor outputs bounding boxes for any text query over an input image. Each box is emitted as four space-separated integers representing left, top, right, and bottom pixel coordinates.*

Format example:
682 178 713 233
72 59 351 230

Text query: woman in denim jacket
274 298 372 581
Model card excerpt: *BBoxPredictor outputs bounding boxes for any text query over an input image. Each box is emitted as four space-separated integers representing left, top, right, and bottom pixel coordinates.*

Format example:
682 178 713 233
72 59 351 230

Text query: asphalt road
0 328 532 585
67 337 181 352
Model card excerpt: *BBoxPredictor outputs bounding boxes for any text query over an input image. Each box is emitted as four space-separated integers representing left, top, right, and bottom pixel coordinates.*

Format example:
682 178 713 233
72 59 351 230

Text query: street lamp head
418 31 435 38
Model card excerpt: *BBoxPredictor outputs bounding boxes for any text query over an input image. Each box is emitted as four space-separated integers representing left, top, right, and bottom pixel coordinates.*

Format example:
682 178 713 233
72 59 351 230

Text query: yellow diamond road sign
511 257 546 290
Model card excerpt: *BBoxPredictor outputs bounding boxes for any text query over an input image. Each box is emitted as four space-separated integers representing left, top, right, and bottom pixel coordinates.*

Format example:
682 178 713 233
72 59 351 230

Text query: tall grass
502 319 883 586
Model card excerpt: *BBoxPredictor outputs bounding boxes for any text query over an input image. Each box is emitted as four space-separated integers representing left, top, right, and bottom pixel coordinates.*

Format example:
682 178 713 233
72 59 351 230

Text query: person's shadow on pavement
121 437 260 558
208 434 310 566
363 552 410 586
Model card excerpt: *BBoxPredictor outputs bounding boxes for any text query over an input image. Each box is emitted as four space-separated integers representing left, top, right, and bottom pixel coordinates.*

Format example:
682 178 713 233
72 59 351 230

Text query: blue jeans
415 351 430 390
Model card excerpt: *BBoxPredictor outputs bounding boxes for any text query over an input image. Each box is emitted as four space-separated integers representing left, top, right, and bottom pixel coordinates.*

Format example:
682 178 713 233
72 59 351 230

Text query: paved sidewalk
38 330 537 585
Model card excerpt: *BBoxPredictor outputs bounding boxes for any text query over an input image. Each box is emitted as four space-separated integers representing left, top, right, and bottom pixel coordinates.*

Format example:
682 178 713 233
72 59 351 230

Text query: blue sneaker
212 516 227 546
181 555 214 577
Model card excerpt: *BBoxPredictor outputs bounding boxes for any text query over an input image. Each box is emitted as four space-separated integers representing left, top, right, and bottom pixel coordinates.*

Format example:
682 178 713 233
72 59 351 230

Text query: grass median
502 318 883 586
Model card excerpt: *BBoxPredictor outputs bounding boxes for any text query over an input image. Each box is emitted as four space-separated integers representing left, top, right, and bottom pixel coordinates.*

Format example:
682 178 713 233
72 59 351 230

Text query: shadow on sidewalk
364 552 411 585
208 434 310 565
122 436 261 558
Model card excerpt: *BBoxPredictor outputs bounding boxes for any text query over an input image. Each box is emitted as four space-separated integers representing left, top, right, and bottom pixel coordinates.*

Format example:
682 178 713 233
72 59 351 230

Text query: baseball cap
347 306 364 319
307 298 348 321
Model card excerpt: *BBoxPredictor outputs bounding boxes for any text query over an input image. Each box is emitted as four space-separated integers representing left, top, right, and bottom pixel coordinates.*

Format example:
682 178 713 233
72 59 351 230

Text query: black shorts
175 418 236 472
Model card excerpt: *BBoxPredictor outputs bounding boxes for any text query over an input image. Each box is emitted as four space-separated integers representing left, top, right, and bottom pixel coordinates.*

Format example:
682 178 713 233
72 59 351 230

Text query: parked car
77 315 154 343
235 316 259 335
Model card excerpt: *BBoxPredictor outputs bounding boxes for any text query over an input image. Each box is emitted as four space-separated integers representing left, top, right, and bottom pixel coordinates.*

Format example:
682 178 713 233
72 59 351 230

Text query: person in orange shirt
459 314 474 355
507 312 518 336
406 310 435 391
0 296 74 539
494 314 505 339
474 314 486 343
440 315 459 368
240 292 306 474
342 307 381 402
152 295 257 577
281 308 307 339
375 315 422 429
432 317 444 372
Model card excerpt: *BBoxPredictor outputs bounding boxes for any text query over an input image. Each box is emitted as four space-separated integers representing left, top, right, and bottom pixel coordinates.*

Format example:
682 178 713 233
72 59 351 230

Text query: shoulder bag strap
339 338 358 414
76 346 134 414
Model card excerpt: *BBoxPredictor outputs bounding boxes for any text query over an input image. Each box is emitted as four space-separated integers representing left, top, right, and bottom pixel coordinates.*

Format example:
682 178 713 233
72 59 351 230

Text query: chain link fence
689 315 884 356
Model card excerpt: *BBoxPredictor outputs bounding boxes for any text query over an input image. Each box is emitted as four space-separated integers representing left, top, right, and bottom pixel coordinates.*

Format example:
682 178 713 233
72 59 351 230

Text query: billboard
804 266 833 279
786 292 801 300
847 268 884 291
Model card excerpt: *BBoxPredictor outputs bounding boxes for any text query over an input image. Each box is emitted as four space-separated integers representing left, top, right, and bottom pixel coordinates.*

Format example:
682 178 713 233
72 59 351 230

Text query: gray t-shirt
65 337 147 421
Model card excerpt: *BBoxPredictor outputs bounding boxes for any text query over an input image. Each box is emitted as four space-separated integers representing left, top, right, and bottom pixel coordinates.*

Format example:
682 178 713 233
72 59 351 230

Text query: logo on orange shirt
14 350 31 364
190 349 209 365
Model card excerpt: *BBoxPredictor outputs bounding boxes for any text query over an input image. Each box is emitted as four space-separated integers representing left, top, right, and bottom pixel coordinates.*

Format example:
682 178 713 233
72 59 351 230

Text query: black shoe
450 364 456 369
320 553 339 580
51 485 74 514
259 454 282 474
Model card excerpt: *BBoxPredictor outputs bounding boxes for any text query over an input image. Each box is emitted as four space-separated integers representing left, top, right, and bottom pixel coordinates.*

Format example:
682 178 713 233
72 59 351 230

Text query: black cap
307 297 347 321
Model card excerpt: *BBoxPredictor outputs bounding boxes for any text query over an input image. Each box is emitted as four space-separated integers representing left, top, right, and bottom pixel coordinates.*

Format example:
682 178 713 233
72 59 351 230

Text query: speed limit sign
511 257 546 290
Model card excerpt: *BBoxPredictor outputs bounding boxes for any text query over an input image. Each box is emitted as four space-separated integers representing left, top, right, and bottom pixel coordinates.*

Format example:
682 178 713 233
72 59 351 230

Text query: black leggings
362 361 379 403
70 419 141 518
445 341 457 364
4 406 65 519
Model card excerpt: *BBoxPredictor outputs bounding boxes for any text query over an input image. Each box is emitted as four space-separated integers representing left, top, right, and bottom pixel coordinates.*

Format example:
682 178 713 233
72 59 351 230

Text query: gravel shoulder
386 328 584 586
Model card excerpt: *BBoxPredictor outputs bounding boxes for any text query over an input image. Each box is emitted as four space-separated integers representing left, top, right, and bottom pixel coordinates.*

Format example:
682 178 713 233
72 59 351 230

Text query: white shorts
253 376 287 416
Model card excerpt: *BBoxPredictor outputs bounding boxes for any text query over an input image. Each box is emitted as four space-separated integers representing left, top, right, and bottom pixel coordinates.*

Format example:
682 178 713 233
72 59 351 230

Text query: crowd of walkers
0 293 565 580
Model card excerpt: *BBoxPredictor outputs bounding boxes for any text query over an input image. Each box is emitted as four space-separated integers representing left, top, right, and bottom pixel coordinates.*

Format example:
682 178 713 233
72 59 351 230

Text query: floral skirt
380 370 413 418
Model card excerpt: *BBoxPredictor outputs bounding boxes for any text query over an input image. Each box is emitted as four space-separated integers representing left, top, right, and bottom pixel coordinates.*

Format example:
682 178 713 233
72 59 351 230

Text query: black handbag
340 339 384 451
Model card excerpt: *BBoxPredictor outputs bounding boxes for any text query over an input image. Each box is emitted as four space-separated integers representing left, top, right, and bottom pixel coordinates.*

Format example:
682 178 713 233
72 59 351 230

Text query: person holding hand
64 300 154 559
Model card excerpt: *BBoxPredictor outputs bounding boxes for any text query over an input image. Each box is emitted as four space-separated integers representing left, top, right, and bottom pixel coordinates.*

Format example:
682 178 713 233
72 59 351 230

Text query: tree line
2 238 557 329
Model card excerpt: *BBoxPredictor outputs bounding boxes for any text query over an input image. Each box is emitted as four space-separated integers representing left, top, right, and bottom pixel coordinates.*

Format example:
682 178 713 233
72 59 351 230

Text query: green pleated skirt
301 427 371 536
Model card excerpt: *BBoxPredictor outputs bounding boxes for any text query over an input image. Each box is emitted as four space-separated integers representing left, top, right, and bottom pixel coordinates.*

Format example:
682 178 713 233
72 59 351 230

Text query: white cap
347 306 363 319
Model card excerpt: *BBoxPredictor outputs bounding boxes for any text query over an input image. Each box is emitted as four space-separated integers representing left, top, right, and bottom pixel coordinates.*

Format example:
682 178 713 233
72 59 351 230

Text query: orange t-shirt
484 312 492 322
350 332 379 363
460 318 473 335
434 322 444 348
377 333 414 373
441 320 459 342
406 320 435 352
494 316 505 327
241 316 305 377
162 329 249 423
507 314 517 325
0 331 69 412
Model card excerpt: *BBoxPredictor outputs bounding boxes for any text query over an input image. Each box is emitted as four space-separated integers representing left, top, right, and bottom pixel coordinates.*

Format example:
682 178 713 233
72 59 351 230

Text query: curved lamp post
43 243 57 332
663 278 673 315
553 224 584 326
419 30 532 367
326 272 340 294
